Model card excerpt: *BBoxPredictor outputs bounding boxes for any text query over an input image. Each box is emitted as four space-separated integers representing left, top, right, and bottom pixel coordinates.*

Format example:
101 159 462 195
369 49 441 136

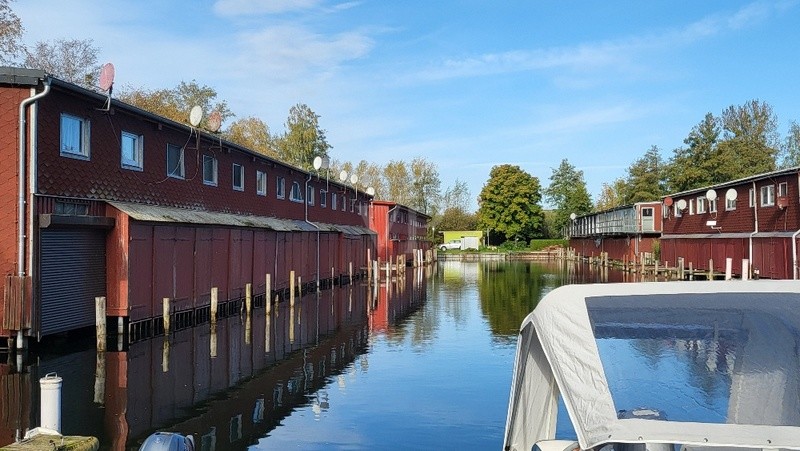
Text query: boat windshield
587 292 800 427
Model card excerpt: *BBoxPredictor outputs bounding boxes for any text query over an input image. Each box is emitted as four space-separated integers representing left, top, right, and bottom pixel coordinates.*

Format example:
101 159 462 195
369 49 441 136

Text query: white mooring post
40 373 62 433
725 258 733 280
742 259 750 281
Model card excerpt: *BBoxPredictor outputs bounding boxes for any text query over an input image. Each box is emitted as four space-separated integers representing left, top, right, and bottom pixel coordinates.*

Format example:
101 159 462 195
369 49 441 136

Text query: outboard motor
139 432 195 451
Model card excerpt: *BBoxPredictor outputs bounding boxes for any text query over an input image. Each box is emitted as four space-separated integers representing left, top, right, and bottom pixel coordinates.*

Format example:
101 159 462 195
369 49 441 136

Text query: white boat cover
504 281 800 450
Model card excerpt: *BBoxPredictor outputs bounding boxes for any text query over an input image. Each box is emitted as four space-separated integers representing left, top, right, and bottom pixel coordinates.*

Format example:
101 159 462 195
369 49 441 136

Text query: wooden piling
742 259 750 281
725 258 733 280
245 283 252 314
211 287 218 324
678 257 685 280
708 259 714 280
349 261 353 282
265 274 272 314
95 296 106 352
290 270 296 307
689 262 694 280
163 297 170 335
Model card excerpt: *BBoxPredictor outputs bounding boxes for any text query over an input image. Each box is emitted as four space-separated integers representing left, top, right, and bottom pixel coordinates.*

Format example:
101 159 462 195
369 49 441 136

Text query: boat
503 280 800 451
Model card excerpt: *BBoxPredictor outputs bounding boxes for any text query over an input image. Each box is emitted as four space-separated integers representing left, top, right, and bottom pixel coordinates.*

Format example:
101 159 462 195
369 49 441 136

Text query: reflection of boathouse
567 202 662 263
0 67 382 342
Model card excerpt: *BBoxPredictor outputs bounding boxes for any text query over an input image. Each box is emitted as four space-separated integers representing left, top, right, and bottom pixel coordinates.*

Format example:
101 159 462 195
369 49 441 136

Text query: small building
661 166 800 279
0 67 376 342
369 201 431 263
567 202 662 262
440 230 483 246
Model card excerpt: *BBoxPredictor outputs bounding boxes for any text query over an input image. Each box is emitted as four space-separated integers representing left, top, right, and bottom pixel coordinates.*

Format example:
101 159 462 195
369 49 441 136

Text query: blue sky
15 0 800 210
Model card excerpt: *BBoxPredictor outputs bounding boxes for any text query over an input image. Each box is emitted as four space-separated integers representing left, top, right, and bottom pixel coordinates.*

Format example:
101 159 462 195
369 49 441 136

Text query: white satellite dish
725 188 738 201
706 189 717 201
339 170 348 182
569 212 577 220
313 156 323 171
676 199 687 210
189 105 203 127
366 187 375 196
98 62 115 92
206 110 222 133
350 174 359 185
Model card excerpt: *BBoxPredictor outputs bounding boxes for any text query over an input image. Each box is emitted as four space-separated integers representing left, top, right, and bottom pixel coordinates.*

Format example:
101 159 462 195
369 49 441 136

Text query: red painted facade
661 168 800 279
0 68 395 340
369 200 431 263
567 202 662 262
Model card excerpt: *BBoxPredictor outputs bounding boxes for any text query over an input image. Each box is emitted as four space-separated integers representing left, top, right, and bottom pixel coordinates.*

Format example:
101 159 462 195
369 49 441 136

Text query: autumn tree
544 159 593 237
622 146 666 204
23 38 100 87
383 160 411 206
666 113 720 192
409 157 441 215
352 160 385 199
595 179 626 211
224 116 275 156
779 121 800 168
441 179 472 213
275 103 331 171
0 0 23 64
477 164 544 243
714 99 778 180
119 80 233 129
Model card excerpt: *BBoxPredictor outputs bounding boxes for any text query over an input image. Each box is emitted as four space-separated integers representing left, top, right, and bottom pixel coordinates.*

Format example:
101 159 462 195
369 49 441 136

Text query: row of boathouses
0 67 430 344
568 166 800 280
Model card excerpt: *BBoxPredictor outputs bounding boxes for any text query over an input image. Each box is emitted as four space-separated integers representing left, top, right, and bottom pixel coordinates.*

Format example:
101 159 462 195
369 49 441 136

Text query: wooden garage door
40 228 106 336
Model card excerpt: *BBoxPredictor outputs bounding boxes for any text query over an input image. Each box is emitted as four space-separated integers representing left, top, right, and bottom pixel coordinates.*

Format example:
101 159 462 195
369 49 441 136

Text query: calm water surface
0 260 635 450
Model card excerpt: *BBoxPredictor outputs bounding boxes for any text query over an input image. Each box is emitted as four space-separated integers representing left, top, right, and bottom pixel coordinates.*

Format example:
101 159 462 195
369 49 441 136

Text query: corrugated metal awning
108 201 375 236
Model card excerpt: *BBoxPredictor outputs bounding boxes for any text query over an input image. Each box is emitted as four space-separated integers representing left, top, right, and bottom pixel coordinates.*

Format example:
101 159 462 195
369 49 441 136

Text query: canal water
0 260 638 450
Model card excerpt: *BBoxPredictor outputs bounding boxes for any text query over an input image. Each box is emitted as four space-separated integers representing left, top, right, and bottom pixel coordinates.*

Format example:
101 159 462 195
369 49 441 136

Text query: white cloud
213 0 321 16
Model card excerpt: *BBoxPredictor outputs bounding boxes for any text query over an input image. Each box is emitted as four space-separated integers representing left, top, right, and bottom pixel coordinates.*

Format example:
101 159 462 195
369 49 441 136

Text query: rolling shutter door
40 228 106 336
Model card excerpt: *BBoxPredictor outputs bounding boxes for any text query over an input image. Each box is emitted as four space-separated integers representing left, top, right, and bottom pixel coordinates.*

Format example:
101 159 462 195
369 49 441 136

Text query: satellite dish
189 105 203 127
706 189 717 201
569 212 577 220
98 63 115 92
313 156 323 171
366 187 375 196
725 188 738 201
339 170 348 182
206 110 222 133
350 174 358 185
676 199 687 210
321 156 330 169
664 196 673 207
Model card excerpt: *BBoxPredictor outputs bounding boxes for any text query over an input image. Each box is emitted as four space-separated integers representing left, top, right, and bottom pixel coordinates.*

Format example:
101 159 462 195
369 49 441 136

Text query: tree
666 113 720 192
225 116 275 156
714 99 778 180
622 146 666 204
477 164 544 243
23 38 100 87
352 160 385 199
595 178 626 211
383 160 411 206
120 80 233 129
409 157 441 215
275 103 331 170
779 121 800 168
544 159 593 236
435 208 478 233
0 0 23 64
441 179 472 213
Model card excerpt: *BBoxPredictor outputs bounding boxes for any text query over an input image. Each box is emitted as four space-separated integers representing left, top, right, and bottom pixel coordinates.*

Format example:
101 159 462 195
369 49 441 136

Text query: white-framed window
331 192 337 210
232 164 244 191
341 195 347 211
696 196 706 214
749 188 755 207
203 155 218 186
60 113 90 159
307 185 314 205
320 190 327 208
256 171 267 196
350 198 355 212
276 177 285 199
779 182 788 198
166 144 184 179
709 199 717 213
689 199 695 215
674 203 682 218
726 197 736 211
121 131 143 170
290 181 303 202
761 185 775 206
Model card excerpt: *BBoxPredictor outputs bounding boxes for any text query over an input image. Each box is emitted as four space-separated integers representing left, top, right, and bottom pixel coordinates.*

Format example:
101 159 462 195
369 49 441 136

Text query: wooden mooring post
290 270 296 307
725 258 733 280
211 287 218 325
742 259 750 281
265 274 272 314
163 297 170 335
708 259 714 280
245 283 252 314
95 296 106 352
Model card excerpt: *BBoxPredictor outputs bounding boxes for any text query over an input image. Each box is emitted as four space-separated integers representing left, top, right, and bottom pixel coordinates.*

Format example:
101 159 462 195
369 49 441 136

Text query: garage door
40 228 106 336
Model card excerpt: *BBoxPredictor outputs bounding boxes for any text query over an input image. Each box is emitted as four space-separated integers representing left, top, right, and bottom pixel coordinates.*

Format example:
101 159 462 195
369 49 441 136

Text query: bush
528 239 567 251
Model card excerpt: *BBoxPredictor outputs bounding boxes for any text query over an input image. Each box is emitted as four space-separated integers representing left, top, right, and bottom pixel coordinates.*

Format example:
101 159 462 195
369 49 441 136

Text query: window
696 197 706 214
709 198 717 213
761 185 775 206
166 144 184 179
121 131 143 169
54 200 88 215
203 155 218 186
307 185 314 205
779 182 788 197
674 204 682 217
331 192 337 210
726 197 736 211
749 188 755 207
689 199 695 215
60 113 90 159
256 171 267 196
341 195 346 211
290 181 303 202
232 164 244 191
320 190 327 208
276 177 285 199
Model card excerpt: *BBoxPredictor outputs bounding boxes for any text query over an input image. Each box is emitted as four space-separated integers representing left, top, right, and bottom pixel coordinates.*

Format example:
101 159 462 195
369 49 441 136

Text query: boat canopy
504 281 800 451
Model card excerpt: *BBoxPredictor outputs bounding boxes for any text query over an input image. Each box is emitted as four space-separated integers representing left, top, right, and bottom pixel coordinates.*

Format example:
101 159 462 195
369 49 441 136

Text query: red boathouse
369 200 431 263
